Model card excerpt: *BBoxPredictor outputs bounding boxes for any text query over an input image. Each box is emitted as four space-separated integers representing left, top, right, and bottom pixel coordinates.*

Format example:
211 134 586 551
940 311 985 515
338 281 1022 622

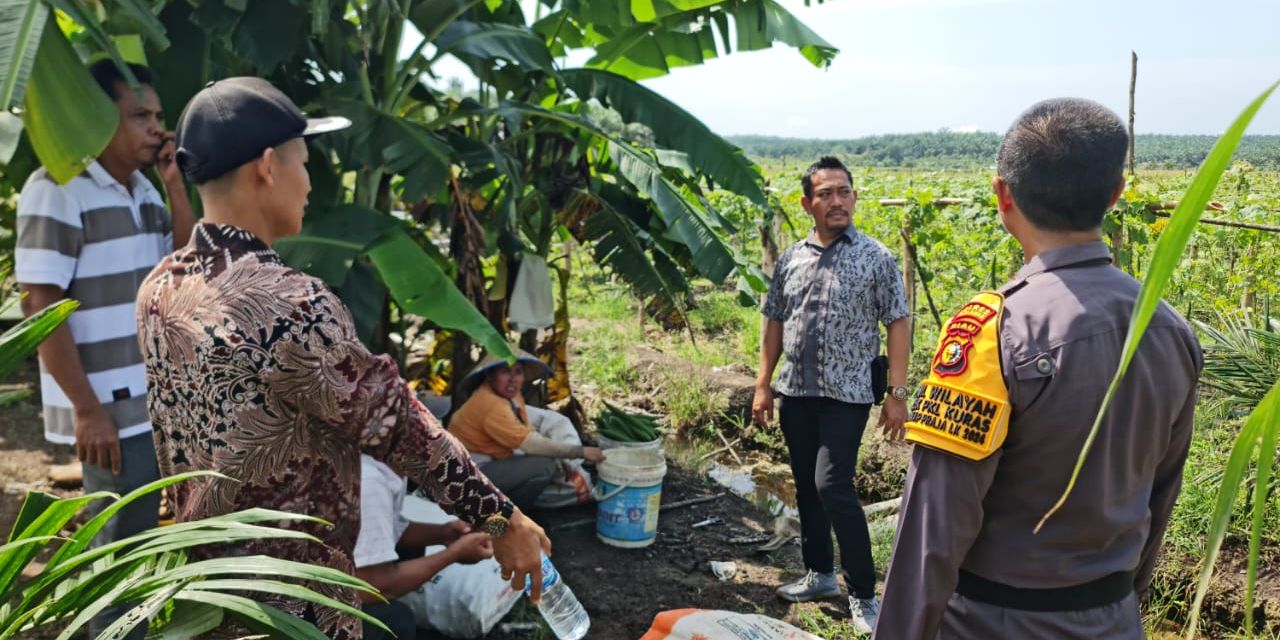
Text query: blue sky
419 0 1280 137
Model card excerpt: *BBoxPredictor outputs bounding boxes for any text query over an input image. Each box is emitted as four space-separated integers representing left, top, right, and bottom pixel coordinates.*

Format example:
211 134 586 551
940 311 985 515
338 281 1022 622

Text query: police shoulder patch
905 291 1011 461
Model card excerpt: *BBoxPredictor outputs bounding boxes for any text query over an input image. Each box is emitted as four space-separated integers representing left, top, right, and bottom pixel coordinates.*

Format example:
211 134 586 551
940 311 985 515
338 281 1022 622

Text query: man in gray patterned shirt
754 156 911 634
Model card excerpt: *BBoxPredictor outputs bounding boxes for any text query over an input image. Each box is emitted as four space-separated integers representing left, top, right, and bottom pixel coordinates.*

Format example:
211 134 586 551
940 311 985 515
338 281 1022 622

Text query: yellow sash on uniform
905 291 1011 461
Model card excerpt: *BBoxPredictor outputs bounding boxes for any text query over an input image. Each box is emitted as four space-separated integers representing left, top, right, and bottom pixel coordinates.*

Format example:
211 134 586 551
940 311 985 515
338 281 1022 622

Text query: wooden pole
1128 51 1138 176
902 218 916 349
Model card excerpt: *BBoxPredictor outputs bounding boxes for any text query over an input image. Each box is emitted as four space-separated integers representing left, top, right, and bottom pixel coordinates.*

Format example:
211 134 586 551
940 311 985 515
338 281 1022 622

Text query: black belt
956 570 1135 612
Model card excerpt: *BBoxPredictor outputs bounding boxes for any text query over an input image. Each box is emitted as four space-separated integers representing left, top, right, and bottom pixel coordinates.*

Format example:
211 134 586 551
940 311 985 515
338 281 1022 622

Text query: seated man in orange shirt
449 349 605 510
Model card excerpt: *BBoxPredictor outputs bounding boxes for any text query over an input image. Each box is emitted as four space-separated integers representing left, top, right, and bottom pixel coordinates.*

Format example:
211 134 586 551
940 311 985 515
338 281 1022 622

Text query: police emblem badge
905 291 1011 461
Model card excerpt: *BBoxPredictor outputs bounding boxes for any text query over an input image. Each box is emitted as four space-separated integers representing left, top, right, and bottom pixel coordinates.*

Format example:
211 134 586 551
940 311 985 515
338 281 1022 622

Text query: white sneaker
849 596 880 635
775 569 841 602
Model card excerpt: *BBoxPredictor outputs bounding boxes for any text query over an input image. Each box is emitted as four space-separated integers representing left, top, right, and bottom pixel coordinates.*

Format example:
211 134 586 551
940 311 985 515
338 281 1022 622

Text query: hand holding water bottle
527 554 590 640
492 507 552 601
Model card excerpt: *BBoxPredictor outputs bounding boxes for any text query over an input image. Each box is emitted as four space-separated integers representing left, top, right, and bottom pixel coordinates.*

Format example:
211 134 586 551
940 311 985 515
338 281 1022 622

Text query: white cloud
786 116 811 128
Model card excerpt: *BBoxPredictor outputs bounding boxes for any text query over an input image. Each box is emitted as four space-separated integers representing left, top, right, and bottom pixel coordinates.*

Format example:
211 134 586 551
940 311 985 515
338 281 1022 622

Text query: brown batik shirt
137 222 511 638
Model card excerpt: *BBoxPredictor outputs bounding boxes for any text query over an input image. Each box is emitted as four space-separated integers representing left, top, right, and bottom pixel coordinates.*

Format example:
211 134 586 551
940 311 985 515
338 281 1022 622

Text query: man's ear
993 176 1015 213
256 147 276 187
1106 179 1125 210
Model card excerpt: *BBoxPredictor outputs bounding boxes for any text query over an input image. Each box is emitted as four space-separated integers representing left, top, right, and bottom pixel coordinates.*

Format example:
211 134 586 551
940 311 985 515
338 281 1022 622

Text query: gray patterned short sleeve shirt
761 226 910 404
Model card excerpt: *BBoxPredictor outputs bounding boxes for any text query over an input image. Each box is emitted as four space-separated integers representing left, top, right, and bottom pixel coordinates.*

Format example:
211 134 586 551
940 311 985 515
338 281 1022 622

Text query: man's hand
582 446 606 464
878 397 908 442
75 404 121 474
491 508 552 601
752 384 775 426
446 532 494 565
439 519 472 545
156 132 183 190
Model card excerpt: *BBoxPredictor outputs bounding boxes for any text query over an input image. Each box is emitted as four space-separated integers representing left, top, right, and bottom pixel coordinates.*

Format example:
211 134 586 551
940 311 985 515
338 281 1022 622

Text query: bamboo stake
1128 51 1138 176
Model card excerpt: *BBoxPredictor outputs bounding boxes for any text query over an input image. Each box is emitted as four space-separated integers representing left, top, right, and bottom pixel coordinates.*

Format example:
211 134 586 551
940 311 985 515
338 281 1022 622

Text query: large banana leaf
576 0 837 80
327 99 453 202
408 0 484 44
21 18 117 184
731 0 836 68
275 204 399 287
230 0 307 74
586 15 716 80
276 206 507 359
562 67 767 207
367 227 513 363
432 19 556 75
494 101 744 284
0 0 48 111
580 186 689 321
0 298 77 380
608 139 737 283
101 0 169 50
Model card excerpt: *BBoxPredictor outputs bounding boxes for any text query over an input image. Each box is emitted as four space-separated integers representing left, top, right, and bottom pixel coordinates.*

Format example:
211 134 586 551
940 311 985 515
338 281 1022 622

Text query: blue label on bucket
596 480 662 542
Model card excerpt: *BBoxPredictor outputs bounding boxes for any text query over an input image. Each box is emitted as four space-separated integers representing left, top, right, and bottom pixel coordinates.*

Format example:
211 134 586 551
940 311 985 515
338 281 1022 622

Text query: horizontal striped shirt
15 162 171 444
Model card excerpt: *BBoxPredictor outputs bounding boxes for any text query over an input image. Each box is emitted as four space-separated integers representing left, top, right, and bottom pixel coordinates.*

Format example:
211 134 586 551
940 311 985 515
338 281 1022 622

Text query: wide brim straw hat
456 345 549 402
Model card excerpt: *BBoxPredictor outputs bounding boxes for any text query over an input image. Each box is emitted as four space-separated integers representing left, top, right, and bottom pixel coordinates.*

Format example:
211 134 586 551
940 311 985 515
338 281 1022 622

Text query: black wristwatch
889 385 911 402
483 500 516 538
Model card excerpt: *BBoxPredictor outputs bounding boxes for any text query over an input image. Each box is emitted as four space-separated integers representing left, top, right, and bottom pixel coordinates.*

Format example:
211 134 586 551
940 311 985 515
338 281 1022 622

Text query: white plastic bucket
594 448 667 548
596 433 663 451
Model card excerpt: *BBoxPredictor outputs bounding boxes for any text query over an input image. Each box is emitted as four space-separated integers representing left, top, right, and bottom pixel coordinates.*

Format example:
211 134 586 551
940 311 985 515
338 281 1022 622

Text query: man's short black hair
996 98 1128 231
802 156 853 199
88 59 154 101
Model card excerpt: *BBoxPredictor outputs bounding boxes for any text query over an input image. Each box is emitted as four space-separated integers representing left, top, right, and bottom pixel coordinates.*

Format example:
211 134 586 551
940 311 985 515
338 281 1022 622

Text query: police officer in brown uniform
874 98 1202 639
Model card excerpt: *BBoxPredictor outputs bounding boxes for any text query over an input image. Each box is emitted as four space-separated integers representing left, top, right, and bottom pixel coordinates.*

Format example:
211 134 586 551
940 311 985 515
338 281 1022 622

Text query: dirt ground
498 466 850 639
0 358 80 528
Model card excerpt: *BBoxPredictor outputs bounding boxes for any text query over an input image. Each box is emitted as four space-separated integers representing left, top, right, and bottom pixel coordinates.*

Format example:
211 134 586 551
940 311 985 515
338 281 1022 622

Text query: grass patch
657 367 727 431
794 606 865 639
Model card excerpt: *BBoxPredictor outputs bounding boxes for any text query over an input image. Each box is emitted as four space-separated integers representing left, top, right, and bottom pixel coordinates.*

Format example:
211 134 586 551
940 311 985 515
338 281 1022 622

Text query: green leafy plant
0 472 387 639
0 297 76 380
1195 315 1280 410
3 0 845 395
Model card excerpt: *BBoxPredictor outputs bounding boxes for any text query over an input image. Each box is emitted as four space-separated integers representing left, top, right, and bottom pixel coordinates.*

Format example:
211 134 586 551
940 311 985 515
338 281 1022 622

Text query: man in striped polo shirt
15 60 194 549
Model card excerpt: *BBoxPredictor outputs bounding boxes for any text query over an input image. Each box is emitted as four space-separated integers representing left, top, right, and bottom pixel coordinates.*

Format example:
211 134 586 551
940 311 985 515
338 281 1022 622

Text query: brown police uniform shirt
876 242 1202 639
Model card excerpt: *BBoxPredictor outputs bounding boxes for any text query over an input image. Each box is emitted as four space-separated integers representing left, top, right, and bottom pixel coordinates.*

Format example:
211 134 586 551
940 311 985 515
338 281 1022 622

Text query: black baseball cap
175 77 349 184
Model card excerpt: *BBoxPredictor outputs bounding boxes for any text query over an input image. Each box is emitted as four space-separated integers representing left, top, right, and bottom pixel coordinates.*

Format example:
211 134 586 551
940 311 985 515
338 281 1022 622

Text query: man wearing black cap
136 77 550 639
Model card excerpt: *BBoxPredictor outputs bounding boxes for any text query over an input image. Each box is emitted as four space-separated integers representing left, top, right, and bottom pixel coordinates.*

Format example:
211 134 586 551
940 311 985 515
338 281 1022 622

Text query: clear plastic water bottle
526 554 590 640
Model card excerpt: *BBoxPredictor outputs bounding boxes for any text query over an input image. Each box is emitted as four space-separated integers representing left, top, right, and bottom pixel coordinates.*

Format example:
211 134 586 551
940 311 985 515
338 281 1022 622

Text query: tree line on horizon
729 132 1280 169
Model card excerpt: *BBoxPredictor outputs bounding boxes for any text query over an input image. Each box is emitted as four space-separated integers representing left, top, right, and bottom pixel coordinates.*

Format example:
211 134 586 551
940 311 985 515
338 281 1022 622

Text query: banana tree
3 0 838 394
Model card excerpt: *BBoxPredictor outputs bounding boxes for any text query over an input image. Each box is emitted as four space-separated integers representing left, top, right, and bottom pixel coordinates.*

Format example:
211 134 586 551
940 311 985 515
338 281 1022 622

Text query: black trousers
363 600 418 640
779 395 876 599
